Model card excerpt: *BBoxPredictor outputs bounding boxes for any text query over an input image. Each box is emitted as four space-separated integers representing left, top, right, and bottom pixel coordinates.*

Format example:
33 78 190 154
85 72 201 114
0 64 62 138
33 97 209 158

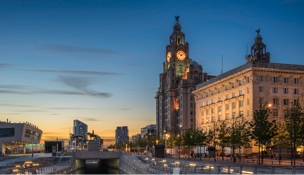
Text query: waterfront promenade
0 153 73 174
123 153 304 174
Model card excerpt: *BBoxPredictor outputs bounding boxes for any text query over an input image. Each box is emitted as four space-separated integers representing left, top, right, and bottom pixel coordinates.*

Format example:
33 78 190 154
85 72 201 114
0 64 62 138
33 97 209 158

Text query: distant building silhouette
115 126 129 144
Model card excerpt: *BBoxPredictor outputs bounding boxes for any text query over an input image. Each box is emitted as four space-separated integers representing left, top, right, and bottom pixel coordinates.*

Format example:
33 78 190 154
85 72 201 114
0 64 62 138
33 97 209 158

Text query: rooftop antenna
221 55 223 74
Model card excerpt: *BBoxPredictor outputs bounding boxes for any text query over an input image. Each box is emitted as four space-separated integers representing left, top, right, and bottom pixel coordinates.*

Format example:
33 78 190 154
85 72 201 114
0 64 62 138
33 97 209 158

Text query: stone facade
193 32 304 153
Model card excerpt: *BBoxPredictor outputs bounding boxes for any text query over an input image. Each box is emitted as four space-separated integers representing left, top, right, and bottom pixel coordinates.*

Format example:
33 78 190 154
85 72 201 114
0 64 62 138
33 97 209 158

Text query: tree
233 118 251 162
174 134 183 159
270 122 289 162
284 103 304 166
217 120 231 160
228 116 251 163
194 129 207 160
250 103 278 165
182 128 197 158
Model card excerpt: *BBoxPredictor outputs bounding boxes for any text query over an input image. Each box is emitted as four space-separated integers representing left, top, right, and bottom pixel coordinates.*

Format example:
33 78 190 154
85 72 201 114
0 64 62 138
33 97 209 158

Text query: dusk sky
0 0 303 145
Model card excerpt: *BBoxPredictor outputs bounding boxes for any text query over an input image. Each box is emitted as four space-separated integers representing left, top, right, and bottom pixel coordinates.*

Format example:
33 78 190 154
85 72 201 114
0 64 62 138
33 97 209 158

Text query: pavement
135 154 304 174
0 153 53 167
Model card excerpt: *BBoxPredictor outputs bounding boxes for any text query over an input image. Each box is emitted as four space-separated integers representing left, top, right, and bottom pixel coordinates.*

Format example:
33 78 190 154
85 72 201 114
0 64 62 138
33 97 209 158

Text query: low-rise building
0 120 42 155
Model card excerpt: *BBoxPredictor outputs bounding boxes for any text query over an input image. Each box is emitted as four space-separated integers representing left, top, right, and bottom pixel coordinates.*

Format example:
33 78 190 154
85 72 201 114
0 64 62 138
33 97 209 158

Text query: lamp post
31 134 34 157
179 124 182 159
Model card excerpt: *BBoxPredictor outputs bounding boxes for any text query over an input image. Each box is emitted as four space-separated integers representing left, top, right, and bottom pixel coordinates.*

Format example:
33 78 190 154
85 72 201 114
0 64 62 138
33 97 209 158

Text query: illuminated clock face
166 51 171 62
176 50 186 60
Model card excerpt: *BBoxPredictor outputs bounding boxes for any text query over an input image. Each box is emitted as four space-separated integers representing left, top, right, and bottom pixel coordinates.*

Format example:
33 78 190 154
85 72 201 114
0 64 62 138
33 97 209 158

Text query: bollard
228 166 230 174
254 166 257 174
292 166 296 174
271 166 275 174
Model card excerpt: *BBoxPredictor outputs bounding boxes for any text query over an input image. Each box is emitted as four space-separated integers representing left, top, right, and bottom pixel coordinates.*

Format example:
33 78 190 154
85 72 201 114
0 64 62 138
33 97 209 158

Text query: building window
283 88 289 94
218 106 222 112
247 87 250 93
259 87 263 92
247 98 250 105
226 113 230 120
225 104 229 110
272 87 278 93
232 102 236 108
218 115 222 121
232 92 236 97
284 77 288 83
294 99 299 106
294 89 299 94
273 98 279 106
226 94 229 100
218 97 222 102
211 108 214 113
239 100 244 107
206 109 209 115
226 85 229 90
239 90 243 95
273 109 278 117
239 110 244 116
232 82 236 88
259 98 264 105
232 112 237 118
294 78 299 84
273 77 278 83
258 76 263 82
283 99 289 106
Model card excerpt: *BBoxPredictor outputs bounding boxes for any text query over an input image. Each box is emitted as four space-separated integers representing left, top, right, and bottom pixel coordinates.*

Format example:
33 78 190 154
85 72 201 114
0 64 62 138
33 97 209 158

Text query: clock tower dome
164 16 191 77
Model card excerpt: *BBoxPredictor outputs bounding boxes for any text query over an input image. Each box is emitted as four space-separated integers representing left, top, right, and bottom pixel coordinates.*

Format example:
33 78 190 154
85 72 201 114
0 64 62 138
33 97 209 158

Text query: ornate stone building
193 31 304 153
156 17 203 137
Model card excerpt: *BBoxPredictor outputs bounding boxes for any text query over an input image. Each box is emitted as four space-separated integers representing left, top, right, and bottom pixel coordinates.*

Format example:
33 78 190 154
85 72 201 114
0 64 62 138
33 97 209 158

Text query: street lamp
31 133 34 157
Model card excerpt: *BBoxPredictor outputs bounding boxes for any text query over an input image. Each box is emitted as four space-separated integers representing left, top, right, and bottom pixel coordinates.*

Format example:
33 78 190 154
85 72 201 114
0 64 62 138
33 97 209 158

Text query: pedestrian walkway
134 154 304 174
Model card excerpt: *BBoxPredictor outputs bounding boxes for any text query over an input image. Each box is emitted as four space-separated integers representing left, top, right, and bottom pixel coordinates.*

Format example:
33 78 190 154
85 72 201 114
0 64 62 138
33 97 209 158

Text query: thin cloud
48 107 89 110
37 44 118 54
0 84 112 98
83 117 99 121
0 103 33 107
0 63 11 69
59 76 112 98
27 69 121 76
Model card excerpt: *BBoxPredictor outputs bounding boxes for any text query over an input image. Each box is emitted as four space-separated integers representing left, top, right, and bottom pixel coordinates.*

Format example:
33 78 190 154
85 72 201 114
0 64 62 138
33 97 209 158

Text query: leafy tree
174 135 183 159
233 118 251 162
250 103 278 165
270 122 289 161
194 129 207 160
182 128 197 158
217 120 231 160
284 103 304 165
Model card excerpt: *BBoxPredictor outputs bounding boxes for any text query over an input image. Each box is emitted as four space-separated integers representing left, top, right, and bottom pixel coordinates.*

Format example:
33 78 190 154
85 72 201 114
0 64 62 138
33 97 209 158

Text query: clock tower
156 17 203 137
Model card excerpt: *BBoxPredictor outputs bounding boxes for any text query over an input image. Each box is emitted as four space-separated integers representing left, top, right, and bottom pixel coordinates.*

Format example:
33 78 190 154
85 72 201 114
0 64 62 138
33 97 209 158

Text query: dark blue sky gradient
0 0 303 143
